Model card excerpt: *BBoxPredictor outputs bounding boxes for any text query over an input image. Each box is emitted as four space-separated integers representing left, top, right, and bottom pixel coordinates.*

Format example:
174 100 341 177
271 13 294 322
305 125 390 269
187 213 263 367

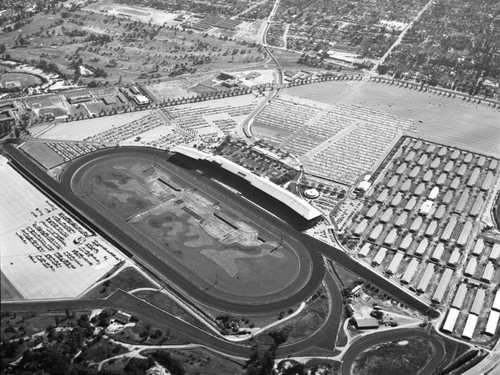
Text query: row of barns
442 289 500 339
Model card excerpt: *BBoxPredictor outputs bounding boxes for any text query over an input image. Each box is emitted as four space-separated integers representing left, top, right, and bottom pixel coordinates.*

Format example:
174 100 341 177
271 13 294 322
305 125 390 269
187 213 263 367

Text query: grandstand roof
173 146 322 221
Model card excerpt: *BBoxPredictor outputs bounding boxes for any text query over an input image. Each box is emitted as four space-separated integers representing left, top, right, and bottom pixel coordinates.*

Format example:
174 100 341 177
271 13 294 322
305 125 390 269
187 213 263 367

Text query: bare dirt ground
284 80 500 157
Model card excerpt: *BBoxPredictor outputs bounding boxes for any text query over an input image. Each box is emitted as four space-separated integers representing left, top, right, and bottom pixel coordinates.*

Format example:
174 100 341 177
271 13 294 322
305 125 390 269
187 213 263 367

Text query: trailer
425 221 438 237
467 168 480 187
372 247 388 266
394 212 408 228
457 221 473 247
380 208 394 223
440 215 458 242
454 190 470 214
447 248 461 267
369 224 384 241
417 263 435 293
431 243 445 261
469 194 484 217
451 284 468 309
415 238 429 256
464 257 477 277
462 314 478 340
432 268 454 304
481 262 495 283
401 258 419 284
386 251 404 275
472 239 484 256
442 308 460 333
399 233 413 251
383 228 398 247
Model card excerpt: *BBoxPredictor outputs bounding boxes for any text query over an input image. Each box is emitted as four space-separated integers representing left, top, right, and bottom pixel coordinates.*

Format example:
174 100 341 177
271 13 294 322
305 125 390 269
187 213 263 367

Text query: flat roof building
430 157 441 169
485 311 500 336
419 201 433 216
456 164 467 176
422 171 433 182
386 251 404 275
434 204 447 220
401 258 419 284
376 189 389 203
355 318 379 330
380 208 394 223
438 146 448 156
405 151 416 162
443 161 454 173
462 314 478 340
354 219 369 236
399 233 413 251
470 289 486 316
425 220 438 238
417 154 428 166
365 204 379 219
409 166 420 178
442 190 454 204
489 159 498 170
466 168 480 187
400 179 411 192
387 175 398 188
391 192 404 207
481 172 494 191
415 182 426 195
404 196 418 211
417 262 435 293
436 173 447 186
415 238 429 256
410 216 423 232
463 153 473 163
464 257 477 277
432 268 454 304
396 163 408 175
449 176 461 190
426 143 436 153
450 149 461 160
442 307 460 333
477 156 486 167
492 290 500 311
457 221 473 247
490 244 500 261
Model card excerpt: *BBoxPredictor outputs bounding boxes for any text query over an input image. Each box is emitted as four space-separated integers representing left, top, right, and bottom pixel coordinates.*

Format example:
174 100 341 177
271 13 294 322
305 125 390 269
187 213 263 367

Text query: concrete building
415 182 426 195
355 318 379 330
419 201 433 216
380 208 394 223
481 171 494 191
489 159 498 170
463 153 473 163
443 161 454 173
400 179 411 192
409 166 420 178
422 170 433 182
450 149 460 160
430 157 441 169
391 192 404 207
396 163 408 175
436 173 447 186
489 244 500 261
425 221 438 237
442 190 454 204
456 164 467 176
376 189 390 203
387 175 398 188
492 290 500 311
365 204 379 219
354 219 369 236
404 197 418 211
477 156 486 167
467 168 481 187
449 176 460 190
434 204 446 220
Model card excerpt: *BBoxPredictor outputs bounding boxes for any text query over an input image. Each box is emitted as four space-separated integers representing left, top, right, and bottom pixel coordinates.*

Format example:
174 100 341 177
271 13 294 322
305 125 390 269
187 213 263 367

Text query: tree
0 43 5 55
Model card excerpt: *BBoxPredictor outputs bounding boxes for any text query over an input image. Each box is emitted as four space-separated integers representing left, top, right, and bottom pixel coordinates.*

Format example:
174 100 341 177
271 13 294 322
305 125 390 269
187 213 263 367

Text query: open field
76 153 303 298
284 80 500 156
1 72 43 88
0 155 124 300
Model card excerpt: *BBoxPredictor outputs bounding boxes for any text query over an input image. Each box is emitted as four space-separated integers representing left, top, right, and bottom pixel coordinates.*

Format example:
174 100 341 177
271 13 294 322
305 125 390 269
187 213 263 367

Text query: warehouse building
485 311 500 336
457 221 473 247
417 262 435 293
401 258 420 284
415 238 429 256
481 262 495 283
469 195 484 217
454 190 470 214
431 243 445 262
462 314 478 340
432 268 454 304
383 228 398 247
470 289 486 316
451 284 468 309
358 243 371 257
442 307 460 333
372 247 388 266
386 251 404 275
425 221 438 237
447 248 461 267
472 239 484 256
441 216 458 242
464 257 477 277
394 212 408 228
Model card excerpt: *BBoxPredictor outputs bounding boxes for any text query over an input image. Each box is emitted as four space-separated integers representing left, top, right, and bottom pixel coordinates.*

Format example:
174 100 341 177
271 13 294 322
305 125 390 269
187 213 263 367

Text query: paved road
340 327 445 375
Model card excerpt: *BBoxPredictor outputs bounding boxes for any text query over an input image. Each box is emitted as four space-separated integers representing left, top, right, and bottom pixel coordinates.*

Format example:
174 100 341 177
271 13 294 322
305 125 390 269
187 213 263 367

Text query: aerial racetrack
61 147 321 309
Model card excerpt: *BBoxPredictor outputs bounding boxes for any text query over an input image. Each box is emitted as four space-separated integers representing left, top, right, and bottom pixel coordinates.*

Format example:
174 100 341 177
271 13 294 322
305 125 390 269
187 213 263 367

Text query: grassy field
0 72 43 88
284 80 500 157
351 336 435 375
